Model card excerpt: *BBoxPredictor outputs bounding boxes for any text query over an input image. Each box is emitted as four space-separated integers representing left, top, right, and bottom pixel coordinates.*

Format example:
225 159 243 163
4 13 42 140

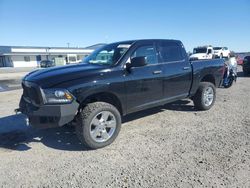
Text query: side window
158 42 184 63
131 45 157 65
208 49 212 54
24 56 30 62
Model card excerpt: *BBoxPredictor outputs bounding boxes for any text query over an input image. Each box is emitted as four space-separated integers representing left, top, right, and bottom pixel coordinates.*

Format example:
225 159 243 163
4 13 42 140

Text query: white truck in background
213 47 231 59
189 46 214 60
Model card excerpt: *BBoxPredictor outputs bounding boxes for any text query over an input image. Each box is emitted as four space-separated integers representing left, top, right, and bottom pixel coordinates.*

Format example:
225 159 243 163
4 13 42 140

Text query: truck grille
22 82 41 105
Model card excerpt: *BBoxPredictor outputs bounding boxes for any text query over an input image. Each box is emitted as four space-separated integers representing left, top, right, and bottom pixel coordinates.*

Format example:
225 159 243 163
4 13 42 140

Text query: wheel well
79 92 123 115
201 74 216 86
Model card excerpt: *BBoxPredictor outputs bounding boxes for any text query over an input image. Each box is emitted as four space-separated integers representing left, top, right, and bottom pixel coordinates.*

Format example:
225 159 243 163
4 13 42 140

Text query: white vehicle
213 47 230 59
190 46 214 60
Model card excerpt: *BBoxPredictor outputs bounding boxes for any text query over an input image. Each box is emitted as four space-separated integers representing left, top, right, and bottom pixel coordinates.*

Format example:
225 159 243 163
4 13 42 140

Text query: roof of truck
120 39 181 43
109 39 182 46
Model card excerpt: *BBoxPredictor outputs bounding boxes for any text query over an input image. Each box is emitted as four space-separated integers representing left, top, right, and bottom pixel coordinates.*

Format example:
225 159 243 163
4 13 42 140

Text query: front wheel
76 102 121 149
193 82 216 111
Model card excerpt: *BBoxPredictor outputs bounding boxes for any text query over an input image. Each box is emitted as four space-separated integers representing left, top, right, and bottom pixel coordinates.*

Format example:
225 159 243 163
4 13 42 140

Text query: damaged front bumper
18 96 79 129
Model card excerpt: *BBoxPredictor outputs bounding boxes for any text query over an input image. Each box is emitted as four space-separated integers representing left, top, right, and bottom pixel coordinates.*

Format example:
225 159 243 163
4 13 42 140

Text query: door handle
183 67 190 70
153 70 162 74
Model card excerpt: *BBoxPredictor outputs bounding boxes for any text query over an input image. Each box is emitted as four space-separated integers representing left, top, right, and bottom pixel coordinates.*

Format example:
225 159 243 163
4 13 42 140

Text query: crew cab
190 46 214 60
18 39 224 149
213 47 231 59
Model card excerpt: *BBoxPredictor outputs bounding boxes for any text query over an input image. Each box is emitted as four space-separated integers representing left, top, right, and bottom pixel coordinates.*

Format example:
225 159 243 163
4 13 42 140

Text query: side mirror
125 56 147 72
128 56 147 68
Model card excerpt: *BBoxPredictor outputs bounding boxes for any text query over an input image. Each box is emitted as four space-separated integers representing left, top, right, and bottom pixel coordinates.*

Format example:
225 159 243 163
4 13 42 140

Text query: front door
125 42 163 113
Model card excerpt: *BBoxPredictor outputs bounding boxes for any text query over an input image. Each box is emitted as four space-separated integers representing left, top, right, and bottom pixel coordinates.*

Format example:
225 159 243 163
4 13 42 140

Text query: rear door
157 41 192 100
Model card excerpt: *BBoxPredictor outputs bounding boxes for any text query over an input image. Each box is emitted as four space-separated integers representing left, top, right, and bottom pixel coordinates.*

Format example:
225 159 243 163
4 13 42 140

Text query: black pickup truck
18 39 224 149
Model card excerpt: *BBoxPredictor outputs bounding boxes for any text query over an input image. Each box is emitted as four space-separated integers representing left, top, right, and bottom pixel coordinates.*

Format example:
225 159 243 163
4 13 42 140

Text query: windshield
83 42 133 65
213 47 222 50
193 48 207 54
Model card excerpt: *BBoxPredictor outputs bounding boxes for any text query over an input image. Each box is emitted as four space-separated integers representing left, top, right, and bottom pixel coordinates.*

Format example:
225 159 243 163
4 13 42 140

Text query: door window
131 45 157 65
158 42 184 63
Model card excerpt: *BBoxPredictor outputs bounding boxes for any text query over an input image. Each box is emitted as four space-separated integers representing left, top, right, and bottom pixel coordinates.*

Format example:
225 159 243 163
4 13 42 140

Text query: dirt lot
0 68 249 187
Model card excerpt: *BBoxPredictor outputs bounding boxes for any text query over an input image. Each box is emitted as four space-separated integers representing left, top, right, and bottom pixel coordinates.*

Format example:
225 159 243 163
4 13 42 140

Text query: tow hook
15 108 30 126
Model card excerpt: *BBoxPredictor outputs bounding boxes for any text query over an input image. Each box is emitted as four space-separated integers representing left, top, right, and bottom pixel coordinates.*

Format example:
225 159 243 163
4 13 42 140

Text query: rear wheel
76 102 121 149
193 82 216 111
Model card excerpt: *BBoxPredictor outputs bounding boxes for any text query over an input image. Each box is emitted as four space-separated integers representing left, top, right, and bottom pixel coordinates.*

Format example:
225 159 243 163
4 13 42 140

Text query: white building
0 45 98 67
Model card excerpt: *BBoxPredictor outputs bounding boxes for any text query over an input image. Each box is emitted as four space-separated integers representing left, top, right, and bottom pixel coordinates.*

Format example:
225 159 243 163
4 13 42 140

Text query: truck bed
189 59 225 96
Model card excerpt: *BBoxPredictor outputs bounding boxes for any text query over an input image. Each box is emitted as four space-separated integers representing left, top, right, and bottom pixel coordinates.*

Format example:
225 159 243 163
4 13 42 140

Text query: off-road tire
193 82 216 111
76 102 121 149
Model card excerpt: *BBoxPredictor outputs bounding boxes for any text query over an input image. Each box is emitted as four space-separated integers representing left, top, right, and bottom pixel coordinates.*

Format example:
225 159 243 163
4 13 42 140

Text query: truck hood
23 63 106 88
190 53 207 59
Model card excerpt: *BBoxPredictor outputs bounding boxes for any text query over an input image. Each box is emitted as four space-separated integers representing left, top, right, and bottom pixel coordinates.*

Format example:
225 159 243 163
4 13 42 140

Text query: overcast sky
0 0 250 52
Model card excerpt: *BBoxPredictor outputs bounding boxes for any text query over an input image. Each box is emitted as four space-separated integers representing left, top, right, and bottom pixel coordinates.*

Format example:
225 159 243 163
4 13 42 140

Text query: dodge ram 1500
18 39 225 149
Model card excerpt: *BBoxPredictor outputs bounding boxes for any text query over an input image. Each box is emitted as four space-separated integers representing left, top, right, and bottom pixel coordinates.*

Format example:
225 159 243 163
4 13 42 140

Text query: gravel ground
0 68 249 187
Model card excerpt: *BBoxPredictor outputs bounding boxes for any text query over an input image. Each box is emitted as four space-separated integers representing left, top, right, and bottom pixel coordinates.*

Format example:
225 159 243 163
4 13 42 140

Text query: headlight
43 89 74 104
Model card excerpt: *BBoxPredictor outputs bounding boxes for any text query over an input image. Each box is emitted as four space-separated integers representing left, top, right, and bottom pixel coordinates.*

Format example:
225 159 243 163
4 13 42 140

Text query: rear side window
131 45 157 65
158 42 184 63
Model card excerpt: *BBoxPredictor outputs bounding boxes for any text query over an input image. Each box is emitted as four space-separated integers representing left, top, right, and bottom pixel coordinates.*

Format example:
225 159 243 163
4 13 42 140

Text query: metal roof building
0 45 96 67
